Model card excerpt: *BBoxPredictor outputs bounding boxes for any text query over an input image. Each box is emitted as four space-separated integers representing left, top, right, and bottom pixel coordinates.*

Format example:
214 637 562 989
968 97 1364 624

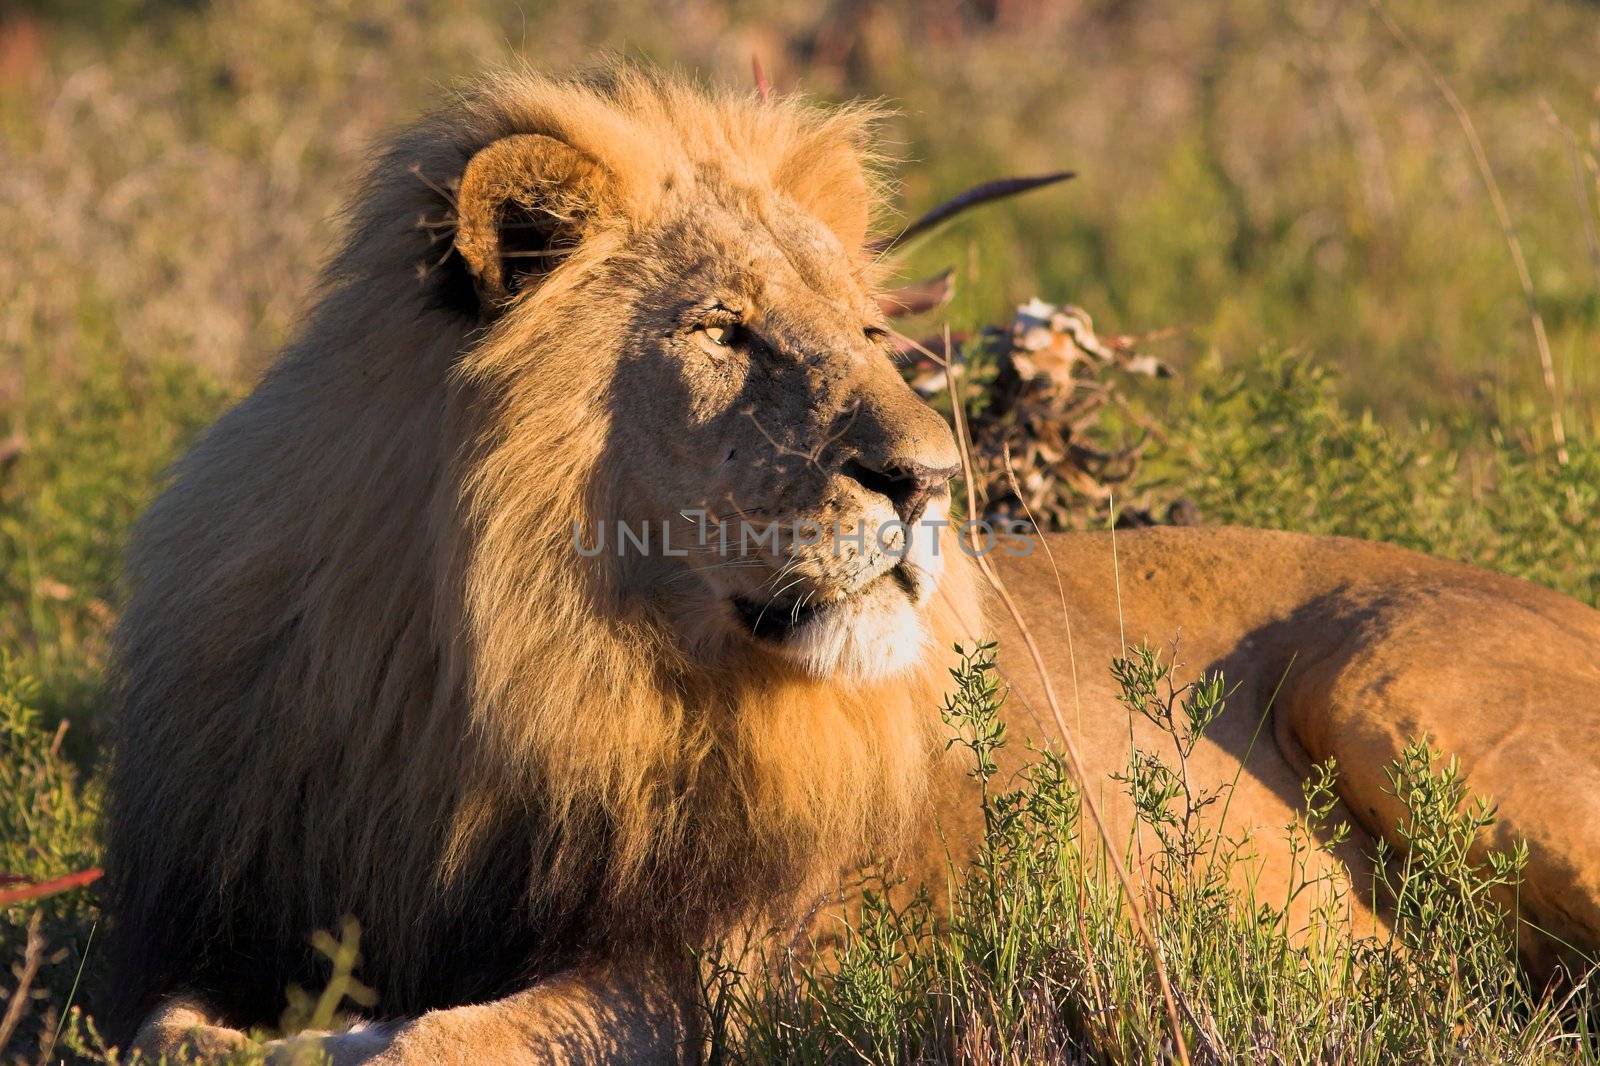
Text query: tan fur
959 528 1600 974
109 65 978 1060
113 68 1600 1064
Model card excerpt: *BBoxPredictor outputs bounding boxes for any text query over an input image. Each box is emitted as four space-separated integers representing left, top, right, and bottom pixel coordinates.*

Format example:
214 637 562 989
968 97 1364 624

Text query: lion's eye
703 325 731 346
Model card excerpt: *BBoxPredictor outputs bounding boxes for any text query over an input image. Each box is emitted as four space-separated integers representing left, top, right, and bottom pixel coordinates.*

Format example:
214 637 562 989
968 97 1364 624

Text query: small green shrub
1148 352 1600 606
703 644 1600 1064
0 656 102 1063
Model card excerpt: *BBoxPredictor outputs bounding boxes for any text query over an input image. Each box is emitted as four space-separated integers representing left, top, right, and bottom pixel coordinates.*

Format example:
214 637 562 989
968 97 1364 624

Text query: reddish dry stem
0 867 103 907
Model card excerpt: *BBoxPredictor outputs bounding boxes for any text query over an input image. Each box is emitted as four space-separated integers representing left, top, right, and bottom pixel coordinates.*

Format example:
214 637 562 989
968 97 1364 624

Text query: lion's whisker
791 589 816 627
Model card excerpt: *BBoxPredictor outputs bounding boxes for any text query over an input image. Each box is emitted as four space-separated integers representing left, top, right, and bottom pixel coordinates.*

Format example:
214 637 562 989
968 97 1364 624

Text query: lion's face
446 106 963 682
600 191 962 681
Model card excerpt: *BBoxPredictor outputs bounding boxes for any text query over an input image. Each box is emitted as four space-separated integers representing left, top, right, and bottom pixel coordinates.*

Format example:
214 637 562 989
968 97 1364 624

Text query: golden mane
104 66 982 1038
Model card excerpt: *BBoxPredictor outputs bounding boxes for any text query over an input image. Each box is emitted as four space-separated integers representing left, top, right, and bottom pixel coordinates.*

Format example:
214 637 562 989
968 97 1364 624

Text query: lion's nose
841 457 958 526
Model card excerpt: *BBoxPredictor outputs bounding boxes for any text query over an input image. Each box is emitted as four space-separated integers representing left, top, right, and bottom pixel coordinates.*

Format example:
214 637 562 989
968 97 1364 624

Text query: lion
104 67 1600 1064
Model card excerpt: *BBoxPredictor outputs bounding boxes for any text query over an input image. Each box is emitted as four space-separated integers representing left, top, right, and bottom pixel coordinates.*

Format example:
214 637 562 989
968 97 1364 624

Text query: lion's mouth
733 565 917 642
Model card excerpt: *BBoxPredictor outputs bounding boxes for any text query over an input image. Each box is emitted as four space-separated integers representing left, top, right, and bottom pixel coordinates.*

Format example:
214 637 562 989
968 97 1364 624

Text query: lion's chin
735 566 934 682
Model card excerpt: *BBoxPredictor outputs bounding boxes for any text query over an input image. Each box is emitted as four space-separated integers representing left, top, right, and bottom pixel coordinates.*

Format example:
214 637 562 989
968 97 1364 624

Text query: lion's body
105 67 979 1049
966 528 1600 973
107 68 1600 1063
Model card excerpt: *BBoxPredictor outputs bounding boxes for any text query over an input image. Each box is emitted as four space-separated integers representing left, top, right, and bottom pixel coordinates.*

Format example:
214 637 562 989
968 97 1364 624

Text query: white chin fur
774 588 930 682
760 497 948 680
907 497 947 603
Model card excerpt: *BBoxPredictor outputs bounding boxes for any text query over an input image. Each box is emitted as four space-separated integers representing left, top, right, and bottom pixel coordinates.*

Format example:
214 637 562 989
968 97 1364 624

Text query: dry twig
0 869 102 908
1370 0 1568 464
0 911 43 1055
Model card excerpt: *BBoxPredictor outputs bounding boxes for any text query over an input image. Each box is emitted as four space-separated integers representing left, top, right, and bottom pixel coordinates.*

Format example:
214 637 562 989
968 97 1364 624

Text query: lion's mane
103 68 981 1038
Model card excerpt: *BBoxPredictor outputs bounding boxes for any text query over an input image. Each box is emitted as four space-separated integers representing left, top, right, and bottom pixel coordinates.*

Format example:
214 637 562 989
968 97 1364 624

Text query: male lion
107 68 1600 1063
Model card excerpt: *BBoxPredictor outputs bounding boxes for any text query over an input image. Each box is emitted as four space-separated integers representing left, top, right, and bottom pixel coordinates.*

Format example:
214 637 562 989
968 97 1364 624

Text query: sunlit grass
703 645 1600 1064
2 0 1598 1060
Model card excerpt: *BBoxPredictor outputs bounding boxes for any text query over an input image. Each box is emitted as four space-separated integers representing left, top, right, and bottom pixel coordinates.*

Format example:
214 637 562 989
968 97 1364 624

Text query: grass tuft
703 644 1600 1064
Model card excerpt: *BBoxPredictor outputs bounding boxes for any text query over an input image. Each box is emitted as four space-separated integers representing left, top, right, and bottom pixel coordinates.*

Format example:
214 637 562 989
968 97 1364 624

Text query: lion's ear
453 133 608 315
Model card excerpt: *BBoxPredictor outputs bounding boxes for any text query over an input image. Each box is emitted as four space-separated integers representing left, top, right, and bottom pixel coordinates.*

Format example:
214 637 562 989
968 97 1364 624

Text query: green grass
0 656 103 1060
3 345 1597 1063
702 644 1598 1064
2 0 1599 1061
0 356 228 739
1148 351 1600 607
4 0 1597 420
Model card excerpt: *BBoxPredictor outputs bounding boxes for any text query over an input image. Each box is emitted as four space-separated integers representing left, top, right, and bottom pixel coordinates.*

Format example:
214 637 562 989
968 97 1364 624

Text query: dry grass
0 1 1597 1061
3 0 1596 415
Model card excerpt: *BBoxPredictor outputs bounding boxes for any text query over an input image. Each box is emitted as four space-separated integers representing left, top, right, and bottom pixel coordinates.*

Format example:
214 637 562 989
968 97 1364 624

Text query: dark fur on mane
101 67 973 1042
